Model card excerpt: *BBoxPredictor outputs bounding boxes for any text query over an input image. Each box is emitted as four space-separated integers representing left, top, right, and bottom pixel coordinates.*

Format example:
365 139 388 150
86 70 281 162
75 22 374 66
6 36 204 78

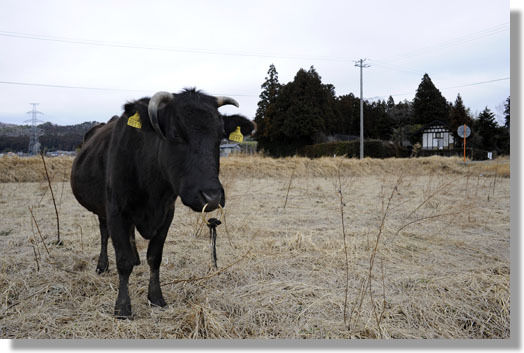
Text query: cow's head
125 89 253 212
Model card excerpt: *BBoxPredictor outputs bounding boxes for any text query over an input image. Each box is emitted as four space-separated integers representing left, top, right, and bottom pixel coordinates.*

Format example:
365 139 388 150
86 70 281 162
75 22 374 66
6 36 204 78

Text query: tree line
0 121 98 153
254 64 510 157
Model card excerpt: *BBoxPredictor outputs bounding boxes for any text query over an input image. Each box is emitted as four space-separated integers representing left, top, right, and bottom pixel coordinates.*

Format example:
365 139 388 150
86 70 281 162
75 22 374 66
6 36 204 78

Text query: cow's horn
148 91 173 139
216 96 239 108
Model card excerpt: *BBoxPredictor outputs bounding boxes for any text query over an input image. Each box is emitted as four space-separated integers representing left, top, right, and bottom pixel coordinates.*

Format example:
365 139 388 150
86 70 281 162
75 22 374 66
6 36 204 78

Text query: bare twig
77 224 84 251
0 286 49 316
336 166 350 328
30 240 40 272
349 173 403 333
391 212 456 241
474 174 481 199
220 209 236 249
349 277 367 331
369 174 401 337
378 258 387 327
406 177 456 219
28 206 50 256
58 166 68 213
283 163 297 209
490 158 500 201
40 153 61 244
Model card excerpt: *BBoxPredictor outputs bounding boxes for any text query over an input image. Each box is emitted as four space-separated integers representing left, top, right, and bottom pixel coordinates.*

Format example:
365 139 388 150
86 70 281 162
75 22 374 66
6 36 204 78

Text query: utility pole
354 59 370 159
25 103 44 155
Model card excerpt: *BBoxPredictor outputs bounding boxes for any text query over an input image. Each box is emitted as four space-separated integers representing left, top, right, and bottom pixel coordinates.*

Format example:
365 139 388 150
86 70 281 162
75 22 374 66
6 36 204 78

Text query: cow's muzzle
201 188 224 212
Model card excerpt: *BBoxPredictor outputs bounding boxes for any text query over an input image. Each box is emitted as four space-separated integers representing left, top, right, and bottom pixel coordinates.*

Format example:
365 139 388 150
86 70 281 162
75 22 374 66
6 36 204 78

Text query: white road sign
457 125 471 138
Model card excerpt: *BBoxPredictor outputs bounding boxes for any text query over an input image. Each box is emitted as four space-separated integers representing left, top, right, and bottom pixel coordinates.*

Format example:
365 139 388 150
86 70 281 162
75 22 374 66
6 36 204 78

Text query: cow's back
71 117 118 217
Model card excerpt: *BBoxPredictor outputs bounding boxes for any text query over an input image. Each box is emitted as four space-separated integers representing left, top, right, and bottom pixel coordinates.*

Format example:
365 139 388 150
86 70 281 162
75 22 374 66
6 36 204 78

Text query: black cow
71 89 254 318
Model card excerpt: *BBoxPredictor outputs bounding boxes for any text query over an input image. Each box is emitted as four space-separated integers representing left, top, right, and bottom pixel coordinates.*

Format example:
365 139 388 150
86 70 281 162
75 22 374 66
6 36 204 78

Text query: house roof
422 120 451 130
420 120 452 134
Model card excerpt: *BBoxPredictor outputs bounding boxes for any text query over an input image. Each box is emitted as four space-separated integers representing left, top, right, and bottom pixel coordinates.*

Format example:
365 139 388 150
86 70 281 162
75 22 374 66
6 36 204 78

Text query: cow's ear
122 100 152 132
222 114 255 138
123 102 136 117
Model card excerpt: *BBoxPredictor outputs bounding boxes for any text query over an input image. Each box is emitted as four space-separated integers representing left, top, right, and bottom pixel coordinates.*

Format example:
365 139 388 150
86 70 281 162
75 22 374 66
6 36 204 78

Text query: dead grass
0 155 510 339
0 154 510 183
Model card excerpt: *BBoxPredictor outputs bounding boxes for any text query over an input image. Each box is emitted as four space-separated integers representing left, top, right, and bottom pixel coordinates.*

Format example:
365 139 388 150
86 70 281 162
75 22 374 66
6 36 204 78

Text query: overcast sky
0 0 512 126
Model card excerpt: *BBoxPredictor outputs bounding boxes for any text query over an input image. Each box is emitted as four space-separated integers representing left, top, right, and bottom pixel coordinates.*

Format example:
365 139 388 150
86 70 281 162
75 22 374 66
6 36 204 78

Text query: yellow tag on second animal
228 126 243 143
127 112 142 129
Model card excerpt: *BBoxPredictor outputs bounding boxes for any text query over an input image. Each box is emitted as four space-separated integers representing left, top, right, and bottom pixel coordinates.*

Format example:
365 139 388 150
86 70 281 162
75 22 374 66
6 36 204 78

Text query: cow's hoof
115 313 133 320
96 264 108 274
114 294 132 318
114 304 133 319
96 257 109 274
96 264 109 274
148 295 167 308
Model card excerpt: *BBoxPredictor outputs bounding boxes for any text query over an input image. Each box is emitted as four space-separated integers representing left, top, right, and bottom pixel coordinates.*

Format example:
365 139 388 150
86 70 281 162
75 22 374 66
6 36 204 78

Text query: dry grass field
0 155 510 339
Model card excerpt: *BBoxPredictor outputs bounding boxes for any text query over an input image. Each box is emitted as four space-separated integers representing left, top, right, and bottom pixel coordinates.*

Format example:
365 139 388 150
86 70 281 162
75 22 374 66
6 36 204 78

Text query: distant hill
0 121 100 152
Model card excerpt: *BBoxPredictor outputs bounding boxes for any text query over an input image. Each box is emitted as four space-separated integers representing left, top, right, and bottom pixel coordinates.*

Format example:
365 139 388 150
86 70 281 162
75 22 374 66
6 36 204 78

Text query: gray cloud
0 0 511 125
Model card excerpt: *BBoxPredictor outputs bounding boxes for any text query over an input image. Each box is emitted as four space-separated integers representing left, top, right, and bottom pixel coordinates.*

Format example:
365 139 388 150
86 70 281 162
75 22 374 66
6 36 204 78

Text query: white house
421 121 454 150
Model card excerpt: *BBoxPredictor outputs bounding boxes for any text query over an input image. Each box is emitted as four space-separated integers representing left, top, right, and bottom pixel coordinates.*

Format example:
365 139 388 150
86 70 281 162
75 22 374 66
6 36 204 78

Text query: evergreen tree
367 100 393 140
265 66 337 156
386 96 395 113
388 99 416 147
413 73 449 125
254 64 280 152
495 96 511 154
448 94 473 141
335 93 360 136
504 96 510 129
474 107 498 151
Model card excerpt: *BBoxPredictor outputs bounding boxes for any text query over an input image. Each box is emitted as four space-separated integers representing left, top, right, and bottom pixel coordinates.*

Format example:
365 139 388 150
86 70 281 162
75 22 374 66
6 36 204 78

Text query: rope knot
207 218 221 268
207 218 222 228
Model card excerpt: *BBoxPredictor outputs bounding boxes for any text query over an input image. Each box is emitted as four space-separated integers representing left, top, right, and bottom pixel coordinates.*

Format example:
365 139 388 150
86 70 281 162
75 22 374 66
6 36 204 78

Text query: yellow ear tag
228 126 243 143
127 112 142 129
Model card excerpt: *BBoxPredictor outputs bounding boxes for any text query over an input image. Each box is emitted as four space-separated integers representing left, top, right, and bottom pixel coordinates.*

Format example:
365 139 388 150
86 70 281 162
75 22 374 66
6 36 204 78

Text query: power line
368 22 509 76
0 21 510 63
0 30 352 63
0 79 258 97
0 75 509 102
0 80 148 92
374 22 509 64
368 60 424 75
441 77 510 90
365 76 510 101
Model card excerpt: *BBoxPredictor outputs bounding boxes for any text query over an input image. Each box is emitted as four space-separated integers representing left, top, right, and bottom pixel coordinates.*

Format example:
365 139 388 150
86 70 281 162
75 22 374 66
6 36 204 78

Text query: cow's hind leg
130 226 140 266
96 217 109 274
146 207 174 308
108 214 137 319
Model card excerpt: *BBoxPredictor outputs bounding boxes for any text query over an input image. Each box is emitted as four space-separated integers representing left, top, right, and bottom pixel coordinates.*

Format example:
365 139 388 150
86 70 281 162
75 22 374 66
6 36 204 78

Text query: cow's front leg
147 207 174 308
108 214 136 319
96 217 110 274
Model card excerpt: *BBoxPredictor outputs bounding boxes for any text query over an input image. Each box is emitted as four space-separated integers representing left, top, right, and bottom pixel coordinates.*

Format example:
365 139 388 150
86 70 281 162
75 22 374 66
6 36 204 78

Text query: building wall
422 129 454 150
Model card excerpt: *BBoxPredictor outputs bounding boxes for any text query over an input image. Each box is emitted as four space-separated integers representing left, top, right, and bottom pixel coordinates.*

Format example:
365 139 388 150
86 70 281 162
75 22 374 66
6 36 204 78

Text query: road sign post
457 124 471 163
463 124 466 163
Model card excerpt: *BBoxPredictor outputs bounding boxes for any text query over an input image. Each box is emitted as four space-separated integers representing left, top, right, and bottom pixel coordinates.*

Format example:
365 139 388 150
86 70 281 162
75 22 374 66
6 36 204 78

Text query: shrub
300 140 407 158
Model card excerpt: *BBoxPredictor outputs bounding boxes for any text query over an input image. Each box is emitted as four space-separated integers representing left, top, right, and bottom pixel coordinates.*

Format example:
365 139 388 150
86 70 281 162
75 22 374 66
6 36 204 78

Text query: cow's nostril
201 190 222 209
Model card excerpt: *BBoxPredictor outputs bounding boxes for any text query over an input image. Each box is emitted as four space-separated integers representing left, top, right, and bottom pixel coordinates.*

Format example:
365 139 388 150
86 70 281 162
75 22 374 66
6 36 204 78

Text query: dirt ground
0 156 510 338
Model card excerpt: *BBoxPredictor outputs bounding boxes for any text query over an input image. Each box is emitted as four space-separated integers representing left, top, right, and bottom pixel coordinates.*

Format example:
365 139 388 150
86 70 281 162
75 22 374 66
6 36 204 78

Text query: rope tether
206 218 221 268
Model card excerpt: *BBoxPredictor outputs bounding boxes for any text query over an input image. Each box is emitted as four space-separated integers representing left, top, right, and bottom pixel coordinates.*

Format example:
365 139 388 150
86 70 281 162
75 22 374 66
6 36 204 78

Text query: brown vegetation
0 154 510 183
0 155 510 338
